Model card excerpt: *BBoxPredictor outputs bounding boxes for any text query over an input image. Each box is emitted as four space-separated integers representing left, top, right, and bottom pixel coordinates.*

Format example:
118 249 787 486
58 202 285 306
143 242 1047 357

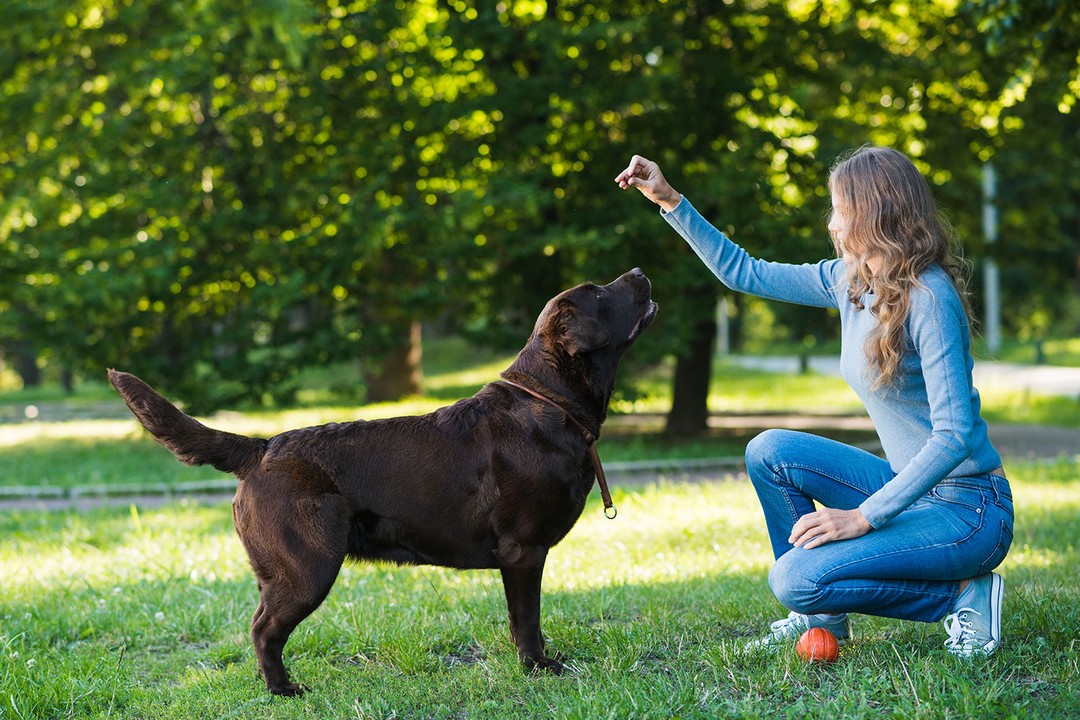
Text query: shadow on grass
2 473 1078 717
7 558 1077 718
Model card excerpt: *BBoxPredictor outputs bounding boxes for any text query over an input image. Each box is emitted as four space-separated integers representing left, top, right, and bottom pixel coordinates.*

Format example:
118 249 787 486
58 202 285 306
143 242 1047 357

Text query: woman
615 146 1013 657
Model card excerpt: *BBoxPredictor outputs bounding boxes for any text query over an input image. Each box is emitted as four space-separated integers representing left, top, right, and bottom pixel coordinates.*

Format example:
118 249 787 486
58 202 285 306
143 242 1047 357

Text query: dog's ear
559 306 610 356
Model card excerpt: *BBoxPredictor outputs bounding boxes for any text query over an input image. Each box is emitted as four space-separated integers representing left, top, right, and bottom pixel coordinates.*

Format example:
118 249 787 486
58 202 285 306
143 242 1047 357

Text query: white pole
715 297 730 355
981 162 1001 354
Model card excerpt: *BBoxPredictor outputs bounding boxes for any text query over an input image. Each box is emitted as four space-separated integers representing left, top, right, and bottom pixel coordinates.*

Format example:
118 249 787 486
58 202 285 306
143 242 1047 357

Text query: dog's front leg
499 549 563 673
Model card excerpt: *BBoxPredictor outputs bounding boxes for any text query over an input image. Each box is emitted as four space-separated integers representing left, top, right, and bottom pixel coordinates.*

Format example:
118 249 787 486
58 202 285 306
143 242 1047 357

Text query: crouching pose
617 146 1013 657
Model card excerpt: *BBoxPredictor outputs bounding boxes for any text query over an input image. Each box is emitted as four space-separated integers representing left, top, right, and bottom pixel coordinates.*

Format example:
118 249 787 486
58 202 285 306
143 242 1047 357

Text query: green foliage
1 0 1077 412
1 467 1078 718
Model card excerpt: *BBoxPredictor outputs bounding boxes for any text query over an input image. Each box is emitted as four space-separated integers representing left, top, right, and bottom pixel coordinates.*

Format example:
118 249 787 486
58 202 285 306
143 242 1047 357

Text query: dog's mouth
628 300 658 342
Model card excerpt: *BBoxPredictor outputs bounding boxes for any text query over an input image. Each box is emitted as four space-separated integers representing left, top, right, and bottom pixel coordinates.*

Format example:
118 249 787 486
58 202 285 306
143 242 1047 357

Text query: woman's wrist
658 191 682 213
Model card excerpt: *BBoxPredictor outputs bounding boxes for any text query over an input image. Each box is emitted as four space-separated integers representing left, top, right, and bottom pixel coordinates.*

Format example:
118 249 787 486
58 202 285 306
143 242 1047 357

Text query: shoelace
943 608 980 650
767 613 808 640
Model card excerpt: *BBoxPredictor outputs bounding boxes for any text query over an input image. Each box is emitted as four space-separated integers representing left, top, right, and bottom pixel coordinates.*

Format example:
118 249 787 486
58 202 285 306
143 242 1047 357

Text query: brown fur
109 268 656 695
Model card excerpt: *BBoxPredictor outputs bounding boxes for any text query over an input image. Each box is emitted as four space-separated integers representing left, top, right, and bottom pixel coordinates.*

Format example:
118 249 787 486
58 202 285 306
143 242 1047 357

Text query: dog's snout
605 269 652 304
615 267 649 287
625 268 651 299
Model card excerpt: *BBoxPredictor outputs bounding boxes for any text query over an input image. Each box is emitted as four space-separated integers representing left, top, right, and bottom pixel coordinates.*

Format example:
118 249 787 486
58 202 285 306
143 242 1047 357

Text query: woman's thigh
778 500 979 583
745 428 895 509
746 429 895 557
807 479 1014 581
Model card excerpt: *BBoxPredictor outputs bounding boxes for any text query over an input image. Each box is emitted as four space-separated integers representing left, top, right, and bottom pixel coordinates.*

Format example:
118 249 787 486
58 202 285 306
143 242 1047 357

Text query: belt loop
988 473 1005 502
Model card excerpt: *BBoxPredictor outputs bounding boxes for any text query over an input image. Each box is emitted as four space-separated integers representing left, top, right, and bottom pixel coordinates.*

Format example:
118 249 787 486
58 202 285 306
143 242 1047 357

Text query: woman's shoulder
910 264 965 319
914 264 960 294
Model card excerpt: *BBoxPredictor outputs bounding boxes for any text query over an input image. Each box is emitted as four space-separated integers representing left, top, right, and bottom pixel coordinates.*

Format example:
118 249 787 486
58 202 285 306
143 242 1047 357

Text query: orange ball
796 627 839 663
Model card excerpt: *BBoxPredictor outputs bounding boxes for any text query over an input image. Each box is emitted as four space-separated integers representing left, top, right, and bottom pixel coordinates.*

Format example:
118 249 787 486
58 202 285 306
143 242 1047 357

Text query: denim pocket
930 483 986 514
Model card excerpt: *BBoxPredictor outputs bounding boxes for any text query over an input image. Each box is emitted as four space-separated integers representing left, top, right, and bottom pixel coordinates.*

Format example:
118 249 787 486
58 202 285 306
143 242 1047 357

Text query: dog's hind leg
237 494 350 696
249 570 338 696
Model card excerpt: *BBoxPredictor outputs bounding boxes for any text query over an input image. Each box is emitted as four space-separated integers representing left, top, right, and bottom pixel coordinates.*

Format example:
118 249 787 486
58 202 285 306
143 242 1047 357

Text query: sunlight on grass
4 466 1072 610
998 460 1080 571
1 462 1078 718
979 387 1080 427
979 336 1080 366
0 419 136 448
0 506 249 601
546 481 772 593
707 372 862 414
0 481 773 602
607 359 865 416
423 354 518 394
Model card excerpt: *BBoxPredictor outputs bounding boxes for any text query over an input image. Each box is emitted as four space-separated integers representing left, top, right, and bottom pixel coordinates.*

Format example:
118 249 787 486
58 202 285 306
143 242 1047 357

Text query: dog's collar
499 376 616 519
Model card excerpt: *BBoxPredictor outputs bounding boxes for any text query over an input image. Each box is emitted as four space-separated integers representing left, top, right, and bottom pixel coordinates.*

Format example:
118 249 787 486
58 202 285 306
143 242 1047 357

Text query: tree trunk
14 340 41 388
364 319 423 403
666 294 717 437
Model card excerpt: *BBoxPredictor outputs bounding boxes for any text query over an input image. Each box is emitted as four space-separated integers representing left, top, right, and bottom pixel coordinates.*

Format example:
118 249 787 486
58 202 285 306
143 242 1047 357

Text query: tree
3 0 1076 419
0 0 323 409
303 0 497 402
0 0 497 410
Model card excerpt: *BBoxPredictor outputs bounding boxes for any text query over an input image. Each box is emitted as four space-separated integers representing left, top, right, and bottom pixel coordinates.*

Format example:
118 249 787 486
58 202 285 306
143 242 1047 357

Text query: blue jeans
745 429 1014 623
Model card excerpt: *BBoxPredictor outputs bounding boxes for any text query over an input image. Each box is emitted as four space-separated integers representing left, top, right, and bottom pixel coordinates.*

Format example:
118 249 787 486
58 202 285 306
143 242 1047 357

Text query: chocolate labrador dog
108 268 656 696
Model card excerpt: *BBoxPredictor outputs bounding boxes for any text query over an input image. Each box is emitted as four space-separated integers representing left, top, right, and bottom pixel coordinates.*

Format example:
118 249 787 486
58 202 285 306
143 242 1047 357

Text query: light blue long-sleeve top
663 197 1002 528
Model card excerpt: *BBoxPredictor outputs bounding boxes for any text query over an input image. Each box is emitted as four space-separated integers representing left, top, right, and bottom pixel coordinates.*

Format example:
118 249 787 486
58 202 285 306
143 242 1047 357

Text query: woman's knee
745 428 808 463
745 429 801 485
768 553 822 613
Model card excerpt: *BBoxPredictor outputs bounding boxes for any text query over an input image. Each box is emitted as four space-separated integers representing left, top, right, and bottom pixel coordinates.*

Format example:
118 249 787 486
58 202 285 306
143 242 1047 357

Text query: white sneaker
943 572 1003 658
746 611 851 651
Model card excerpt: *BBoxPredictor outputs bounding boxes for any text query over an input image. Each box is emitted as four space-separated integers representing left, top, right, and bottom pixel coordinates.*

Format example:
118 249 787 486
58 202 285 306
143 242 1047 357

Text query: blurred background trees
2 0 1077 428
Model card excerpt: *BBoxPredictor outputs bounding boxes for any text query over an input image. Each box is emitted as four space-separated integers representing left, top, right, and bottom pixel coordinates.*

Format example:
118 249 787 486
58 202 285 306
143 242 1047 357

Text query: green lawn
1 461 1077 719
2 342 1078 717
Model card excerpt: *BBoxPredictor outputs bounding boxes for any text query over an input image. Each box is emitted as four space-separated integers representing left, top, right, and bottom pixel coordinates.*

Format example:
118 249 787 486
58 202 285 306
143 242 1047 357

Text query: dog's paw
269 682 308 697
524 655 565 675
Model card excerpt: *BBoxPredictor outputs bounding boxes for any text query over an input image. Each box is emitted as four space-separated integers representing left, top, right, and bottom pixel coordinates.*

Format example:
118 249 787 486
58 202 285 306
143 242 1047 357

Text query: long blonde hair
828 146 973 388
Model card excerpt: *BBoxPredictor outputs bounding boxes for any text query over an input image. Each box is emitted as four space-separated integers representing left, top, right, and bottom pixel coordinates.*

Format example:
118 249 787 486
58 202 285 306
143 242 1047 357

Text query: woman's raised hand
615 155 682 212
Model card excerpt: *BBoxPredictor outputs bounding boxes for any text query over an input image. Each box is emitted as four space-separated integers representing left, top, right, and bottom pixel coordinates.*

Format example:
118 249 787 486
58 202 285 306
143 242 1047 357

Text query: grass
2 339 1078 716
1 461 1078 718
978 336 1080 367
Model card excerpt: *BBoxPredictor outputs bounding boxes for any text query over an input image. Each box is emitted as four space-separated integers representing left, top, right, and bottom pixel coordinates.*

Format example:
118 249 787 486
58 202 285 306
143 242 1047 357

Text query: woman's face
828 202 857 264
830 199 883 275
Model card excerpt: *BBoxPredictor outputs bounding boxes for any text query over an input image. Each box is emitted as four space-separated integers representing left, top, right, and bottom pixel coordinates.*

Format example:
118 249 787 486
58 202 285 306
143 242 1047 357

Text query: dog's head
533 267 656 356
509 268 657 403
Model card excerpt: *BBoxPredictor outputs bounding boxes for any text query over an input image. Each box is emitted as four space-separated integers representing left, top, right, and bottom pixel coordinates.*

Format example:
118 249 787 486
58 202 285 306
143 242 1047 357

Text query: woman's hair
828 145 973 389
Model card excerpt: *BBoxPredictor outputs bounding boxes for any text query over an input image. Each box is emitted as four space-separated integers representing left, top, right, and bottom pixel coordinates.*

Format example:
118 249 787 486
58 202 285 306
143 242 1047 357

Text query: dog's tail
108 369 267 476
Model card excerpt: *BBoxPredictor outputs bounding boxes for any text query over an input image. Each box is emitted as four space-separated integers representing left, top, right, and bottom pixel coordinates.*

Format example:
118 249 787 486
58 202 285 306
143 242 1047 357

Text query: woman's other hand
615 155 682 212
790 508 873 549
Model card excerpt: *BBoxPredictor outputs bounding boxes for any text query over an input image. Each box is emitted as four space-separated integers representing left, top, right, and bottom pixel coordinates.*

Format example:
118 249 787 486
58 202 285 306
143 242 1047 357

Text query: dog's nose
629 267 644 278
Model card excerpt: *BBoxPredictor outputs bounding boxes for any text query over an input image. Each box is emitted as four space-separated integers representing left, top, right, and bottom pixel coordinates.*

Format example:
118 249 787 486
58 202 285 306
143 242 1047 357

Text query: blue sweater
663 197 1002 528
